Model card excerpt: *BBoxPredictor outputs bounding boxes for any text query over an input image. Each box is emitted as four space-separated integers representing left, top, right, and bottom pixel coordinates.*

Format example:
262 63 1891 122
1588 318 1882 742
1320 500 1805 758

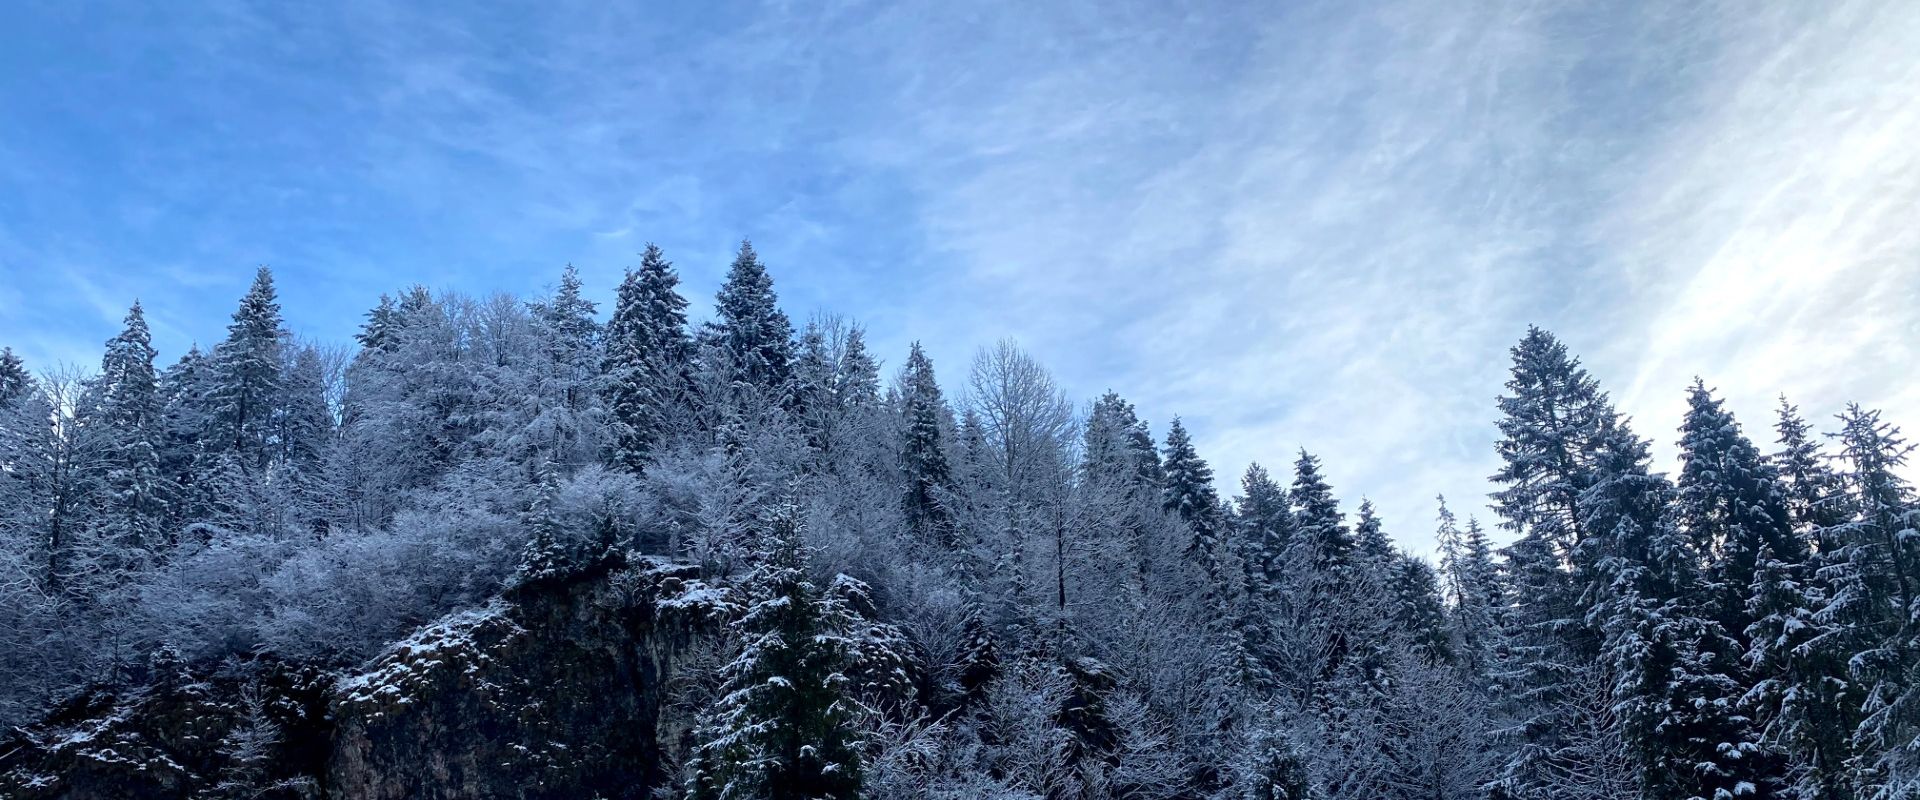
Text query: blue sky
3 0 1916 555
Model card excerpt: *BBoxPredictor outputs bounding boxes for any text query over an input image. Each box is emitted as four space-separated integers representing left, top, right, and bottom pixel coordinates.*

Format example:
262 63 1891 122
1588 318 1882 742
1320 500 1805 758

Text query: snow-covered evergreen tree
1818 405 1920 797
898 341 955 549
1235 463 1292 602
514 460 570 584
688 500 863 800
0 347 27 407
1584 412 1775 800
207 267 286 468
1162 417 1223 571
1352 498 1395 581
1288 450 1350 575
1486 327 1620 800
1436 497 1500 684
603 244 691 471
1673 380 1803 649
88 302 169 564
706 239 795 396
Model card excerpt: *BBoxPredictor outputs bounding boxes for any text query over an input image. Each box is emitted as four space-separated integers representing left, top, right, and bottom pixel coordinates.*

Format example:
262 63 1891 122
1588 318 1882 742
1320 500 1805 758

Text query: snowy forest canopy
1 241 1917 800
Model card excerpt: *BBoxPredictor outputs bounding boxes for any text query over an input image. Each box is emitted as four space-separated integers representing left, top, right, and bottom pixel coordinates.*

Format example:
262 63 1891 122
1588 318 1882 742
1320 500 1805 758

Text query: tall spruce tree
1353 499 1395 579
1289 450 1350 574
1819 406 1920 796
208 268 286 469
90 302 167 563
899 342 955 548
1774 397 1851 545
708 239 794 395
156 346 217 534
531 264 600 362
1745 397 1859 799
1235 463 1292 603
1673 380 1803 645
603 245 692 471
1487 328 1621 799
1585 412 1774 800
1162 417 1223 570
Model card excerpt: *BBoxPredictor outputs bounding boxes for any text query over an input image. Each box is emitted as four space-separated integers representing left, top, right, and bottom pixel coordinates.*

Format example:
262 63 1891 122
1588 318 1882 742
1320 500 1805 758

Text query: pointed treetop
0 346 27 406
1354 498 1395 571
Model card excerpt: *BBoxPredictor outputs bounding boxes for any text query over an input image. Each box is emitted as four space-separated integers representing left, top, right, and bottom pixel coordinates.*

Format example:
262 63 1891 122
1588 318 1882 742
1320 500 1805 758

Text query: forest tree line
1 242 1916 799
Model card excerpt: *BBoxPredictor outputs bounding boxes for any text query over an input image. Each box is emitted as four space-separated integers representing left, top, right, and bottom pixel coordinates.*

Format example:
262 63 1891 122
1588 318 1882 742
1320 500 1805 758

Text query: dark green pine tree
899 342 955 548
603 244 692 471
157 345 217 533
0 346 28 406
1388 555 1453 664
1745 538 1857 800
1819 406 1920 794
1288 450 1350 574
688 501 863 800
90 302 168 562
707 239 795 395
1673 379 1804 645
1352 498 1395 580
1235 463 1293 602
1162 417 1223 570
1585 413 1774 800
208 267 286 469
1773 397 1851 545
514 460 569 585
1744 397 1859 799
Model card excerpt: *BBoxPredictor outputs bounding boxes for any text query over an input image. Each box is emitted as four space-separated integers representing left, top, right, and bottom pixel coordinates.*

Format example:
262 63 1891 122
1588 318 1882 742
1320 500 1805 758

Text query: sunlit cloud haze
2 0 1915 556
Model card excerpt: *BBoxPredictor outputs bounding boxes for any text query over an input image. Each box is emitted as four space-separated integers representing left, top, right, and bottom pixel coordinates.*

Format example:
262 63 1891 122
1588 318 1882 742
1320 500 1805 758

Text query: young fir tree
90 302 168 562
1352 498 1395 580
1162 417 1224 572
1774 397 1852 547
1288 450 1350 575
208 267 286 469
1233 721 1320 800
156 346 217 533
1745 538 1857 800
1818 406 1920 796
603 245 691 471
688 501 863 800
1235 463 1293 602
514 461 569 585
707 239 795 396
531 264 600 360
1388 554 1454 665
0 347 28 407
1084 392 1162 489
1742 398 1859 799
899 342 955 548
1436 497 1500 684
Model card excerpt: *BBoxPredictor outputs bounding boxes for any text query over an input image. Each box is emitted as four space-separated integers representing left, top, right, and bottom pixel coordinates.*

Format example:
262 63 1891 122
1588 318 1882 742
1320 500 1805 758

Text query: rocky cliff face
0 558 729 800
